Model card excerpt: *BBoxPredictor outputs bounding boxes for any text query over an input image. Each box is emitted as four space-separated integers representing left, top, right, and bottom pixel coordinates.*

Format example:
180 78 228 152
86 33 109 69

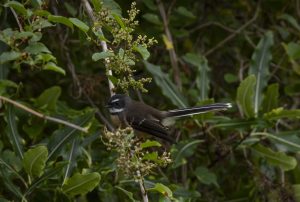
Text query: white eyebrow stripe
110 98 120 103
109 107 124 113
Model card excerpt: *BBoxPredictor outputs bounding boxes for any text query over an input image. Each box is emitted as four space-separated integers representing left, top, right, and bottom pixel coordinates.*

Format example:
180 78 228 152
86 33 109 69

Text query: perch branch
0 96 88 133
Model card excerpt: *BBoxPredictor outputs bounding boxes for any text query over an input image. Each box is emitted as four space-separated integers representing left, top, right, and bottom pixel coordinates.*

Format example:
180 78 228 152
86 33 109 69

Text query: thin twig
10 8 23 31
156 0 181 89
81 0 115 95
0 96 88 133
190 21 236 33
204 4 260 56
137 171 149 202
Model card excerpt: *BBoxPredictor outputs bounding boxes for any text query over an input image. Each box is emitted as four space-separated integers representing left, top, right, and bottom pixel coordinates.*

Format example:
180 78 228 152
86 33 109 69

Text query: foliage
1 0 300 201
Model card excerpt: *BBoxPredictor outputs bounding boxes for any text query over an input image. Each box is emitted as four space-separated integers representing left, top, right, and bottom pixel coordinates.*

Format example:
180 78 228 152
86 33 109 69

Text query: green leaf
194 166 219 187
182 53 210 100
248 31 274 116
24 162 68 197
5 104 24 159
48 15 74 29
47 111 94 161
176 6 196 19
283 42 300 75
63 138 80 183
142 13 162 25
44 62 66 75
112 13 125 28
62 172 101 196
279 14 300 31
92 51 114 61
252 144 297 171
102 0 122 16
115 186 136 202
224 73 238 83
172 140 204 168
292 184 300 201
0 51 22 64
149 183 173 198
23 146 48 178
144 61 188 108
0 80 18 95
140 140 162 149
236 75 256 118
4 1 30 17
36 86 61 111
69 18 89 32
143 152 159 162
262 83 279 113
264 107 300 120
133 45 150 60
24 42 51 54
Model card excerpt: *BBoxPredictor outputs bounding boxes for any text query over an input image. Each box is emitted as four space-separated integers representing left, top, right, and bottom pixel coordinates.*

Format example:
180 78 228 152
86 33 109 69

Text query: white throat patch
109 107 124 114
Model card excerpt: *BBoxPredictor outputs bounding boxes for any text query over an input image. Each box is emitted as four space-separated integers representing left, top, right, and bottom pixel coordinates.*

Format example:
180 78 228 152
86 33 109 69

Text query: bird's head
106 94 130 115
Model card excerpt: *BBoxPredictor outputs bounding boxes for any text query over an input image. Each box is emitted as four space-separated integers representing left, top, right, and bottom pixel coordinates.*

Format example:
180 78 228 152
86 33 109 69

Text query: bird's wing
128 117 174 143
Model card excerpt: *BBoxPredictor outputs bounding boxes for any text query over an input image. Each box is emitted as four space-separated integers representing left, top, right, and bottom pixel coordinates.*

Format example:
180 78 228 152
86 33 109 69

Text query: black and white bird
106 94 231 143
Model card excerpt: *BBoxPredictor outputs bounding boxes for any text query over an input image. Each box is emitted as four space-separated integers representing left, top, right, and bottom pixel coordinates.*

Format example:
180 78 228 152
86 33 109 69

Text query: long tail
166 103 232 118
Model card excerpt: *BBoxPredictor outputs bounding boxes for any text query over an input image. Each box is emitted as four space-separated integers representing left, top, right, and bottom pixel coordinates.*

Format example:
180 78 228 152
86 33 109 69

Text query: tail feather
166 103 232 118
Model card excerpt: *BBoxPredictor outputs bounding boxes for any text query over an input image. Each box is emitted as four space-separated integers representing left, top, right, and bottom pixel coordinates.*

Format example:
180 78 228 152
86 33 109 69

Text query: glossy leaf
48 15 74 29
44 62 66 75
249 31 274 116
140 140 161 149
262 83 279 113
69 18 89 32
92 51 114 61
4 1 29 17
236 75 256 118
23 146 48 178
35 86 61 111
144 61 188 108
194 166 219 187
252 144 297 171
62 172 101 196
148 183 173 198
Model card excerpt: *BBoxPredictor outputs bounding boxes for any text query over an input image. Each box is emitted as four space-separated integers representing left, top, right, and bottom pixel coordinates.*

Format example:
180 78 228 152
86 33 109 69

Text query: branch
81 0 114 96
137 171 149 202
0 96 88 133
156 0 181 89
204 4 260 57
10 8 23 31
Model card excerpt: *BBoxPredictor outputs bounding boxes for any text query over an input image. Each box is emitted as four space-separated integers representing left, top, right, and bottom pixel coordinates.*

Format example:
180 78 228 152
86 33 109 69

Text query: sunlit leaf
23 146 48 178
248 31 274 116
62 172 101 196
92 51 114 61
236 75 256 118
4 1 30 17
140 140 161 149
69 18 89 32
48 15 74 29
148 183 173 198
44 62 66 75
264 107 300 120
